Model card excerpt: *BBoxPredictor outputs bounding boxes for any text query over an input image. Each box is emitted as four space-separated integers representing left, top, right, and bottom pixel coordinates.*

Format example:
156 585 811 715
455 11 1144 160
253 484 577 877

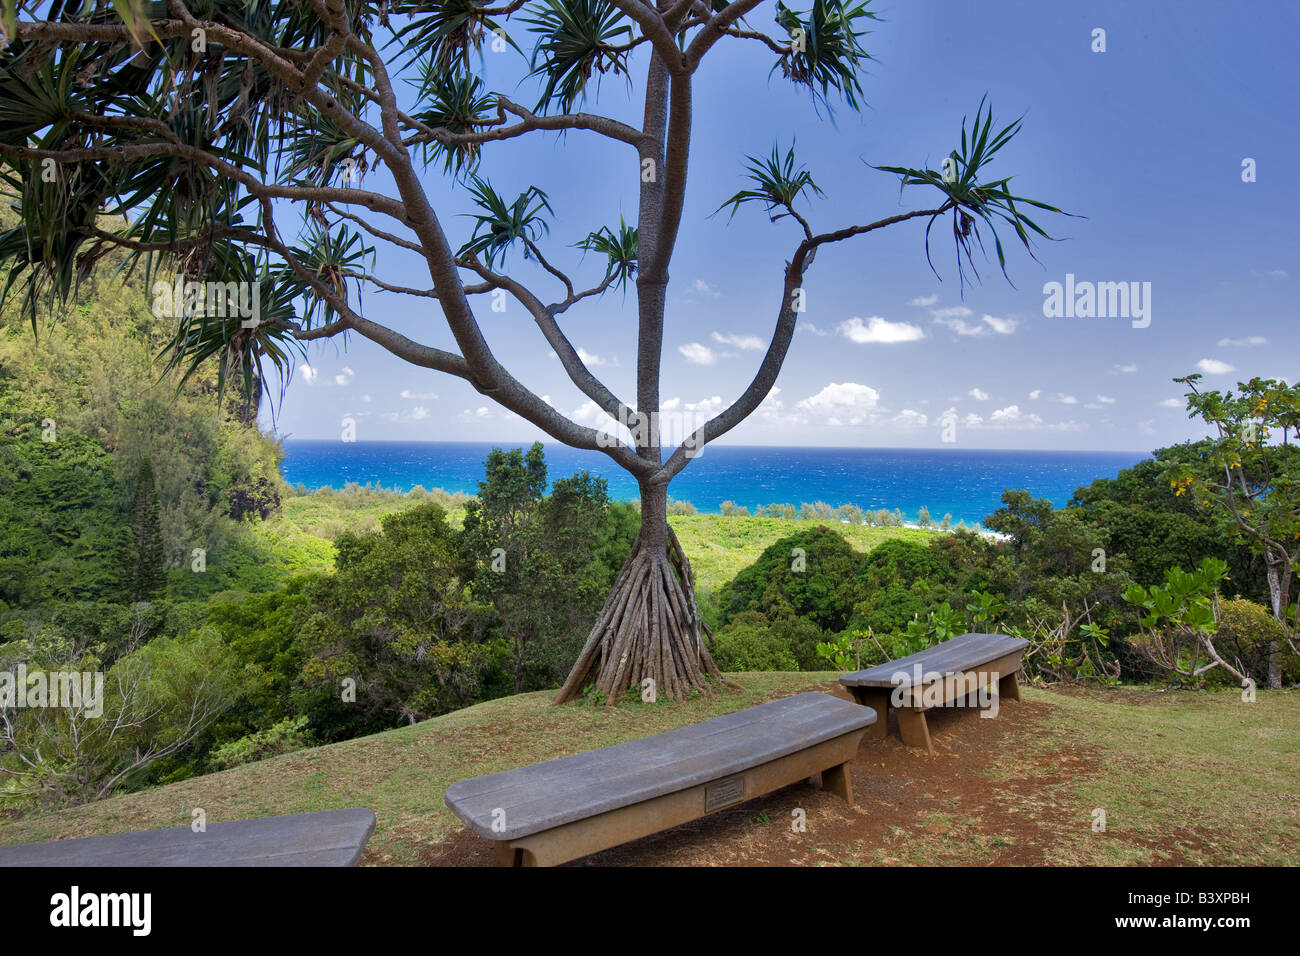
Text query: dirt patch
415 682 1143 867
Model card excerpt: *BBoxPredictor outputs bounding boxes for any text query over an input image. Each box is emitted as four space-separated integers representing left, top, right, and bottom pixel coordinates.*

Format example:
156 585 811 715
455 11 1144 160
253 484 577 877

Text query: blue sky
261 0 1298 452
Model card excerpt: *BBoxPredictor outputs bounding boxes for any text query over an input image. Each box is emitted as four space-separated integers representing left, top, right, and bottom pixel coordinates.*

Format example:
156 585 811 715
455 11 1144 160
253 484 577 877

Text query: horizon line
276 436 1155 455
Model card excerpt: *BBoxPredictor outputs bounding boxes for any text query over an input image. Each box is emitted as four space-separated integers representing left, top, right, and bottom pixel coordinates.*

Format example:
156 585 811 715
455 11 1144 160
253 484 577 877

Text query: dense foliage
3 251 1296 806
711 446 1299 687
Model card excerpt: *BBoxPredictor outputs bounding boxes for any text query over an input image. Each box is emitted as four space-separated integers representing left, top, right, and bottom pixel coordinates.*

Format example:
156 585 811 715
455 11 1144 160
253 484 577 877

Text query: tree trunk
554 482 735 704
1265 553 1284 689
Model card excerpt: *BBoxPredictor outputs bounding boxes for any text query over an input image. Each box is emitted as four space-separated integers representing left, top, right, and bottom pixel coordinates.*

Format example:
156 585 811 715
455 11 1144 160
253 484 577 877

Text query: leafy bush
722 526 864 631
815 633 855 670
1212 597 1299 685
210 716 315 770
767 616 827 671
0 626 250 808
711 624 798 672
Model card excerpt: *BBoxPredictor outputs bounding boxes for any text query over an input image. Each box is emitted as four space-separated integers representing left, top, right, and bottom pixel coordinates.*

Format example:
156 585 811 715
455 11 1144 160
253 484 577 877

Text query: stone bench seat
0 808 377 867
444 692 875 866
839 632 1028 755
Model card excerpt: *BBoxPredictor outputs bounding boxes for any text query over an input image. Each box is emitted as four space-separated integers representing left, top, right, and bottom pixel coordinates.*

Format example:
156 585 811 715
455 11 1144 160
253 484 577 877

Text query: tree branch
653 206 947 482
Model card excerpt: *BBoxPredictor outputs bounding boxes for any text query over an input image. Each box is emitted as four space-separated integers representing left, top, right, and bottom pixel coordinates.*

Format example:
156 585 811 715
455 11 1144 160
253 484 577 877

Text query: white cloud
1159 397 1184 408
892 409 928 428
908 294 939 307
383 406 430 423
689 278 721 298
712 331 765 350
931 307 1016 337
684 395 724 415
660 397 681 412
678 342 717 365
1196 358 1236 375
300 364 361 387
1028 389 1041 400
968 387 990 401
988 405 1045 427
796 382 881 426
1052 393 1078 405
1138 419 1157 435
798 322 830 336
934 317 985 336
1096 395 1117 404
569 400 610 426
1084 403 1102 410
1217 336 1267 347
1114 363 1138 374
360 394 372 402
400 389 439 400
981 314 1018 335
838 315 925 344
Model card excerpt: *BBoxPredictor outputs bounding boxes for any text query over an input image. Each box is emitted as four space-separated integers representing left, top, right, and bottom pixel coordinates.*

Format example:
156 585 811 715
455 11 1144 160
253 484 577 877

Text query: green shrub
711 624 798 672
722 526 864 631
1213 597 1299 685
767 616 827 670
210 716 315 770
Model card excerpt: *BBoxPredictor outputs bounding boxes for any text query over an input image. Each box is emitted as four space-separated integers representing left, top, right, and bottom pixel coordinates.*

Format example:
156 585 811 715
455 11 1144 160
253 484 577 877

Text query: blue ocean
279 441 1147 527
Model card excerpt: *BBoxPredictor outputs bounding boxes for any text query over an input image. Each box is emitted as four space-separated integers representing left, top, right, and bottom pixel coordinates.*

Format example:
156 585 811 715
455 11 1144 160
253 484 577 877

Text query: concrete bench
444 692 875 866
840 632 1028 755
0 808 376 867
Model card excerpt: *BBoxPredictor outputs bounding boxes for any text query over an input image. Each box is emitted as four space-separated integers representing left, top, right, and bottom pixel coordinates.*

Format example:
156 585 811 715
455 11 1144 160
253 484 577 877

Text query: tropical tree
127 456 168 601
1123 557 1246 685
460 444 631 691
1171 374 1300 687
0 0 1068 703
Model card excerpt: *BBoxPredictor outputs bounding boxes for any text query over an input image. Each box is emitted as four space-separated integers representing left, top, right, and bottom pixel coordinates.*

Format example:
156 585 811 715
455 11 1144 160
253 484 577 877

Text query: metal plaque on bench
704 776 746 812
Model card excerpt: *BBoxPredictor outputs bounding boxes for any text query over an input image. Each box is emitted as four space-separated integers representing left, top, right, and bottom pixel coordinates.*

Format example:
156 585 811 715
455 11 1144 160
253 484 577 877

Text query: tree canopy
0 0 1070 703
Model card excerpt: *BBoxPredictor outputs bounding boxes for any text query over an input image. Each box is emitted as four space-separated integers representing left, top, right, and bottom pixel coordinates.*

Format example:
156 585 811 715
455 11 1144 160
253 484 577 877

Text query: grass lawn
2 678 1293 866
669 514 935 592
269 493 936 592
991 685 1300 865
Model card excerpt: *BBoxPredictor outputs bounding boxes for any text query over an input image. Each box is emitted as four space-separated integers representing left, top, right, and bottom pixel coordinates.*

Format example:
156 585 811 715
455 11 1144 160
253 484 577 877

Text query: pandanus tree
0 0 1067 704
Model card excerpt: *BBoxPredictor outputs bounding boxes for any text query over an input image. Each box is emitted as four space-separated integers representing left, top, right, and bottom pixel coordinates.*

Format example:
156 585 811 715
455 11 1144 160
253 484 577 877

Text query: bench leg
820 761 854 805
492 841 523 867
849 688 889 740
896 707 934 756
999 670 1021 703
